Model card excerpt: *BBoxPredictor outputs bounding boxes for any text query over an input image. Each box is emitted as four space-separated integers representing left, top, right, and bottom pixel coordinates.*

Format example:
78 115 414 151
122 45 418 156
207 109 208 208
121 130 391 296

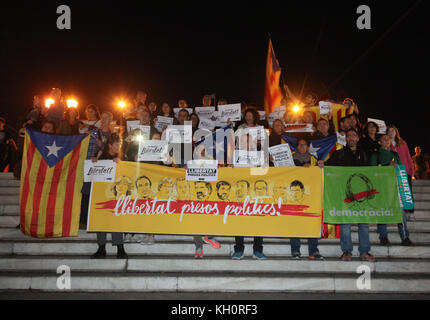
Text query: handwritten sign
218 104 242 122
165 125 192 144
137 140 168 162
186 160 219 182
155 116 174 133
269 144 295 167
84 160 116 182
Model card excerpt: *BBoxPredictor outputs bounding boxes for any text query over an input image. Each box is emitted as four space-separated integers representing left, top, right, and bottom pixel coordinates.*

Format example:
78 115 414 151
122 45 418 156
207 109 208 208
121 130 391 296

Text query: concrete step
415 201 430 210
1 271 429 293
413 180 430 186
414 194 430 201
0 187 20 195
0 205 19 215
2 228 429 245
413 186 430 194
0 173 15 180
2 240 430 259
0 195 19 205
1 256 430 275
0 180 20 187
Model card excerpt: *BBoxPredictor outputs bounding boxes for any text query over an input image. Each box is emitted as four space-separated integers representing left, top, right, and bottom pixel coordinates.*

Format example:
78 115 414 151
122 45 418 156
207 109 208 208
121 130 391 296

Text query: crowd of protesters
0 87 426 260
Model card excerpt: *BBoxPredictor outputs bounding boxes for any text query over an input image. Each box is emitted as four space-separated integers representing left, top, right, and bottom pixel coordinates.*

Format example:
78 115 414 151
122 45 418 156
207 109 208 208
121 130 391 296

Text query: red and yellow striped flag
20 129 89 238
264 39 283 115
308 103 356 132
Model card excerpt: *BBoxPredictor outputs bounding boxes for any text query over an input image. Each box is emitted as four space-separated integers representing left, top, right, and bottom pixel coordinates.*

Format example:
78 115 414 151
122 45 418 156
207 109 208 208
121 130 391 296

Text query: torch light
67 99 78 108
45 98 54 109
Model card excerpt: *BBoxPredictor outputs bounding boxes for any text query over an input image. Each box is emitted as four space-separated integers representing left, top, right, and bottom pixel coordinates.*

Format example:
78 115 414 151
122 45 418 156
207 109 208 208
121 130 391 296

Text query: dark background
0 1 427 153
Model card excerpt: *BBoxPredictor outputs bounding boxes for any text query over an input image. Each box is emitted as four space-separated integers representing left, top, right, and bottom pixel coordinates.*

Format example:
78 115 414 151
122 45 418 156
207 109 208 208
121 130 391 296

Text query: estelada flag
20 129 89 238
307 103 356 132
264 39 283 115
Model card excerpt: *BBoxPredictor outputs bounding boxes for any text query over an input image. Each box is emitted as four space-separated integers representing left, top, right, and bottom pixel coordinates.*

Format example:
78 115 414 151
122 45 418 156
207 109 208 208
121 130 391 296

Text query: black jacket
326 145 369 166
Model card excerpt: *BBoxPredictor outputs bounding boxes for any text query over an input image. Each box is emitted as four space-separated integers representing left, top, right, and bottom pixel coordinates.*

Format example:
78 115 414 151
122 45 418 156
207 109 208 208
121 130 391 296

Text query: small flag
264 38 283 115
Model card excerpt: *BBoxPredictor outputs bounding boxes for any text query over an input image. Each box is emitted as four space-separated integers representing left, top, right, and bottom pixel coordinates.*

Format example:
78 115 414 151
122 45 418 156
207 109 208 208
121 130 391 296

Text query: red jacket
390 140 414 176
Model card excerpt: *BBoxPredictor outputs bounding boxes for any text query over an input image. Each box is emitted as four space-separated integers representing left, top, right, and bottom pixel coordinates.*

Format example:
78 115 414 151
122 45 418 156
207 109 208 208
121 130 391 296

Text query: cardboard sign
217 104 242 122
269 144 295 167
137 140 168 162
84 160 116 182
186 160 219 182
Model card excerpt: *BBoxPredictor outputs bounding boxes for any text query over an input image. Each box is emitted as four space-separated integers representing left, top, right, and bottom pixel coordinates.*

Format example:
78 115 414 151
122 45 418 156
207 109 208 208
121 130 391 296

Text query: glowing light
293 105 301 113
118 101 126 109
135 134 144 142
45 99 54 109
67 99 78 108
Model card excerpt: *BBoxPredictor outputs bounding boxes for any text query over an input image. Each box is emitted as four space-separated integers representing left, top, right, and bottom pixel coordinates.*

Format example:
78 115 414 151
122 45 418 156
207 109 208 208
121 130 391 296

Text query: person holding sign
324 128 375 262
370 134 413 246
91 134 128 259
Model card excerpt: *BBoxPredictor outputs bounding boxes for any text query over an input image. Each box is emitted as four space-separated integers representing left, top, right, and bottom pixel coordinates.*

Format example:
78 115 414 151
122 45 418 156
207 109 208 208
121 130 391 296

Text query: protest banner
137 140 168 162
88 163 323 237
269 144 295 167
323 166 403 224
84 160 117 182
218 103 242 122
396 164 414 210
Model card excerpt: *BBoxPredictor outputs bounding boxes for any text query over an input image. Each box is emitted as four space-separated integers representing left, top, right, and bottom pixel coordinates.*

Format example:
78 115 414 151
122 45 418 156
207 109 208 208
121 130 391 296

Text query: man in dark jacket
325 129 375 262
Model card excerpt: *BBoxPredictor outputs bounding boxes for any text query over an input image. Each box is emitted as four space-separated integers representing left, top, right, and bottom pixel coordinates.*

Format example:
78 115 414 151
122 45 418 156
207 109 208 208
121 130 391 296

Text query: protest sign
126 120 140 133
218 104 242 122
319 101 332 115
233 150 266 167
269 144 295 167
84 160 116 182
165 125 193 144
336 132 346 146
323 166 403 224
186 160 219 182
194 107 215 120
155 116 174 133
137 140 168 162
284 124 314 133
173 108 192 119
367 118 387 134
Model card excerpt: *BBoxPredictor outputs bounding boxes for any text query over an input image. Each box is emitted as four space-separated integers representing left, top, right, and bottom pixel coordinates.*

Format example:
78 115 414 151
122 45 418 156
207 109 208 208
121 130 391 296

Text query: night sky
1 1 427 152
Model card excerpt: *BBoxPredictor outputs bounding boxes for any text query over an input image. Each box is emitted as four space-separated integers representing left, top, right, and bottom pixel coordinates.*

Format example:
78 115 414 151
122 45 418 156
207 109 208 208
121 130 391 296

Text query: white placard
165 125 192 144
274 105 286 113
284 123 314 133
137 140 168 162
367 118 387 134
84 160 116 182
131 125 151 140
268 111 284 127
258 111 266 121
319 101 332 115
173 108 192 119
126 120 140 132
155 116 174 133
198 118 216 130
217 104 242 122
233 150 266 167
268 144 295 167
186 160 219 182
336 132 347 146
194 107 216 120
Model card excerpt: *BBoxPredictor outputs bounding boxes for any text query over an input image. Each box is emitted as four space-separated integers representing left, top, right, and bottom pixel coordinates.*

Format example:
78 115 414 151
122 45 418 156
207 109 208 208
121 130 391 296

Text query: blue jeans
290 238 319 256
377 209 409 240
340 224 370 255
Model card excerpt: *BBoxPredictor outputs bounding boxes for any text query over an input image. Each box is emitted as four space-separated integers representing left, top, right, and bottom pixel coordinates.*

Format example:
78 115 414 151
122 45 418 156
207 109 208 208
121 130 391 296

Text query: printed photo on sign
173 108 192 119
233 150 266 167
84 160 116 182
137 140 168 162
336 132 346 146
165 125 192 144
269 144 295 167
217 104 241 122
